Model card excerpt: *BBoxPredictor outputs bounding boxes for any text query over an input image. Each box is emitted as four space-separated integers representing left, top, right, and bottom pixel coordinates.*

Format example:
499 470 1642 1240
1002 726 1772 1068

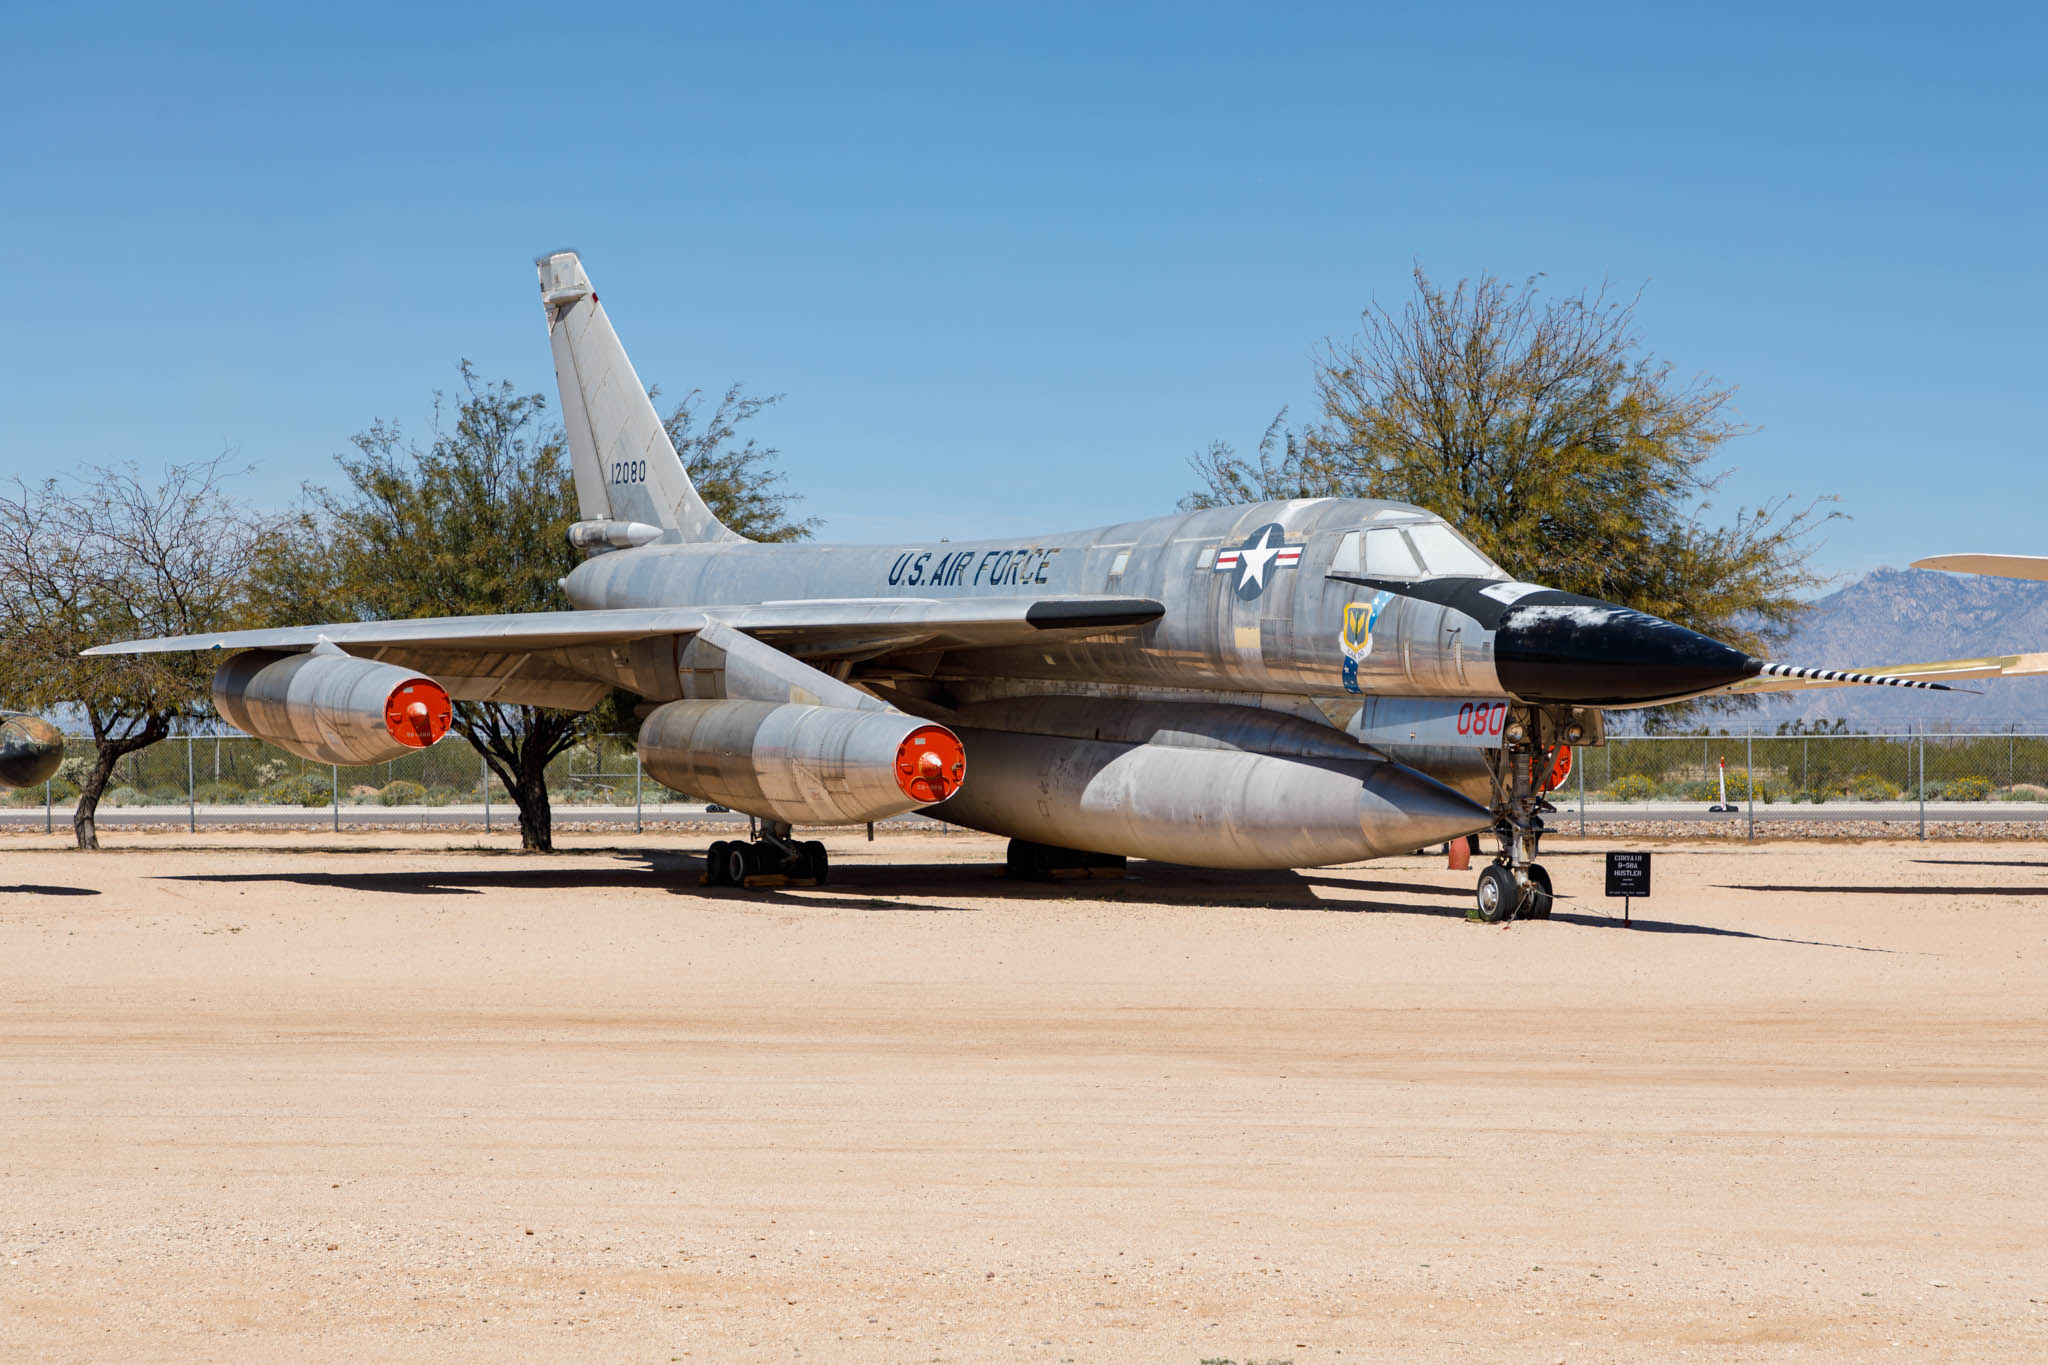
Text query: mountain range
1740 568 2048 730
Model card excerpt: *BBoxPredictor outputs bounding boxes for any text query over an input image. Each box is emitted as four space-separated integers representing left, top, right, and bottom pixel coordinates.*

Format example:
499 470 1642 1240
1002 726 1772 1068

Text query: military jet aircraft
0 714 63 790
90 252 1969 920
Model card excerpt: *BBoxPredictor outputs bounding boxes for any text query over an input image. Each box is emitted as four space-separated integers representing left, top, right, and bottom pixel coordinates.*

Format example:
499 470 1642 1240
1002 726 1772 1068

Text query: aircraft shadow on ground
160 865 688 897
1546 908 1896 951
1909 858 2048 870
155 856 1888 944
1728 883 2048 897
161 853 1471 918
0 884 101 897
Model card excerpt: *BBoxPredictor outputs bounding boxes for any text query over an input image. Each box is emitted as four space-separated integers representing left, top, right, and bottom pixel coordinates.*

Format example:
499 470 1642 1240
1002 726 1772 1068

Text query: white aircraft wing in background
1911 554 2048 582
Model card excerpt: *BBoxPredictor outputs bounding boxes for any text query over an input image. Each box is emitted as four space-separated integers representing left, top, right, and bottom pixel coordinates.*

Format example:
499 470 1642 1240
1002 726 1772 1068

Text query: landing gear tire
705 840 732 887
1005 839 1125 880
722 841 756 887
1005 839 1045 879
1519 864 1554 920
802 840 830 885
1475 864 1519 923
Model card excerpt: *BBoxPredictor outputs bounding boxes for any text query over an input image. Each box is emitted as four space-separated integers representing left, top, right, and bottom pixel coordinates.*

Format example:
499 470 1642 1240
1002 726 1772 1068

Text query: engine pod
639 699 965 826
0 715 63 789
213 649 453 765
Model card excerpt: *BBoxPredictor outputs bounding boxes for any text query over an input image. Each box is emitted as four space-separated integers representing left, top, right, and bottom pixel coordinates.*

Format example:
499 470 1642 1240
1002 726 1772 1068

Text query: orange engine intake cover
384 678 453 748
894 724 966 804
1538 745 1574 792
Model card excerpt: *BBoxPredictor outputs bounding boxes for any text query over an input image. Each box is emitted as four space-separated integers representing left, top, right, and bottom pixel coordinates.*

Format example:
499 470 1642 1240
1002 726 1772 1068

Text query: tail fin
535 251 742 544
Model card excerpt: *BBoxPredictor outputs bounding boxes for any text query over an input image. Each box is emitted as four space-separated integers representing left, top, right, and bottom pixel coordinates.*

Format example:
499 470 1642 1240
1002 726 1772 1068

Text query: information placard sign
1605 851 1652 898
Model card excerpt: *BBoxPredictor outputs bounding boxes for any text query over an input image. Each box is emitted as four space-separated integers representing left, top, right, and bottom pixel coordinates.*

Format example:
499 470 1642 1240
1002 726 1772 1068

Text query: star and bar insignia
1213 523 1304 600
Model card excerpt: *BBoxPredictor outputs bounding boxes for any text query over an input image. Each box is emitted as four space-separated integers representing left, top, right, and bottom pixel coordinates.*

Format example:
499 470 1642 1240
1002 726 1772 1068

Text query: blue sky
5 3 2041 583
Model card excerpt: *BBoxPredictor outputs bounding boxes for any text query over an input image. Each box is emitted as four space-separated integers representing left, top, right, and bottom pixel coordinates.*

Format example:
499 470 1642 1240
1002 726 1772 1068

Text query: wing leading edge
83 596 1168 709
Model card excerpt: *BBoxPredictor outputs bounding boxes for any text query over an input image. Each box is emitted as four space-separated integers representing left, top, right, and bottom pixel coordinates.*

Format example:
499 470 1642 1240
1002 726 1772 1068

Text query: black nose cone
1494 594 1760 705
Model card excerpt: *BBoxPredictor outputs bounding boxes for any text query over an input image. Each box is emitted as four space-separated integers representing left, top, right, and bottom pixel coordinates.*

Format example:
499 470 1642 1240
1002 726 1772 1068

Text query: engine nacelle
0 714 63 789
639 699 964 826
213 649 453 765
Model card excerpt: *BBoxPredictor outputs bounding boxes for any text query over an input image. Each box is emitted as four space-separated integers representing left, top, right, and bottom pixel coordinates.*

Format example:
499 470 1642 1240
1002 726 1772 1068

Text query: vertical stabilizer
535 251 742 544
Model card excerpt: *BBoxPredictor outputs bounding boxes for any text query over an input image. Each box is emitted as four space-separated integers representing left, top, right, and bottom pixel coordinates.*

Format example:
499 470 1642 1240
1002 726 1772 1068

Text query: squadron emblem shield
1340 591 1395 693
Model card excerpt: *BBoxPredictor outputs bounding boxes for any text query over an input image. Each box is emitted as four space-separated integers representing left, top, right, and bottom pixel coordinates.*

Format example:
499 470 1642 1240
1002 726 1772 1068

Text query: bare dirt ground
1 827 2043 1363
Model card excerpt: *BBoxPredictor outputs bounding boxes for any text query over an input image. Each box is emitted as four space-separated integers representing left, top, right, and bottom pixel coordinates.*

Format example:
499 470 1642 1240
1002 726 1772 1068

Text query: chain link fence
1574 731 2048 807
7 727 2048 831
3 731 676 829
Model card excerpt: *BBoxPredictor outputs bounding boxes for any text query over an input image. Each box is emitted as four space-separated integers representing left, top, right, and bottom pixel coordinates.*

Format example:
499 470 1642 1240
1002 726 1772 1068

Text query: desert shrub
1941 776 1994 802
48 778 78 802
145 785 185 806
1801 788 1830 805
2005 784 2047 803
261 774 332 807
193 781 247 804
103 785 148 807
424 785 460 806
1847 773 1903 801
1607 773 1656 802
379 779 429 807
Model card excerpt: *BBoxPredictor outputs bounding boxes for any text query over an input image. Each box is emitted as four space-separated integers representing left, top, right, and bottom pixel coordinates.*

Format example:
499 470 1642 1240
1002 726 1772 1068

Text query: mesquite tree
257 365 810 851
0 457 278 848
1186 267 1833 660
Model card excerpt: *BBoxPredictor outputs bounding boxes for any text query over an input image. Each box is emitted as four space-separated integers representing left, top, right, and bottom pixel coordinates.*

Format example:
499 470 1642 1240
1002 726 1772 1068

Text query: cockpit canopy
1330 515 1504 580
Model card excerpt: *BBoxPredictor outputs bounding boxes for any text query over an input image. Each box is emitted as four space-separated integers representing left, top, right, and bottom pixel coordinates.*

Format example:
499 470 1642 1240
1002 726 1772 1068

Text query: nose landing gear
1472 708 1567 923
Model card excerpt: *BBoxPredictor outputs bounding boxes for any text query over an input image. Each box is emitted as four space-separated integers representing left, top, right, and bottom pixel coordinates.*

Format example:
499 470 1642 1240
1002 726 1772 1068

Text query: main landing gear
1004 839 1127 881
704 821 829 887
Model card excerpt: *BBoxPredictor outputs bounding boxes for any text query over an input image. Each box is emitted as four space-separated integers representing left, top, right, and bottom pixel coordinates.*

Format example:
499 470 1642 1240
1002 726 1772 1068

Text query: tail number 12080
610 460 647 484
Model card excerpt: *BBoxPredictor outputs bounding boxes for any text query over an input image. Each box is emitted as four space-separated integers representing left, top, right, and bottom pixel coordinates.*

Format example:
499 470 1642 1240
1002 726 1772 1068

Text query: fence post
1917 731 1926 840
187 735 196 834
1577 745 1586 837
1744 733 1754 838
482 753 491 832
44 777 52 835
634 751 643 834
332 764 340 833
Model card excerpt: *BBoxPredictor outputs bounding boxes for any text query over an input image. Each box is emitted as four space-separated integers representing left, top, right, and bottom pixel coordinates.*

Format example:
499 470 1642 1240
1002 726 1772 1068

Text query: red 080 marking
1456 701 1508 736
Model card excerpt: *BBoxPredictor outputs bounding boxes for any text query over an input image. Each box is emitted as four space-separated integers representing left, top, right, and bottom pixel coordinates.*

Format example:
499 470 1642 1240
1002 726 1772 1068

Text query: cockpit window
1362 528 1423 577
1406 523 1503 578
